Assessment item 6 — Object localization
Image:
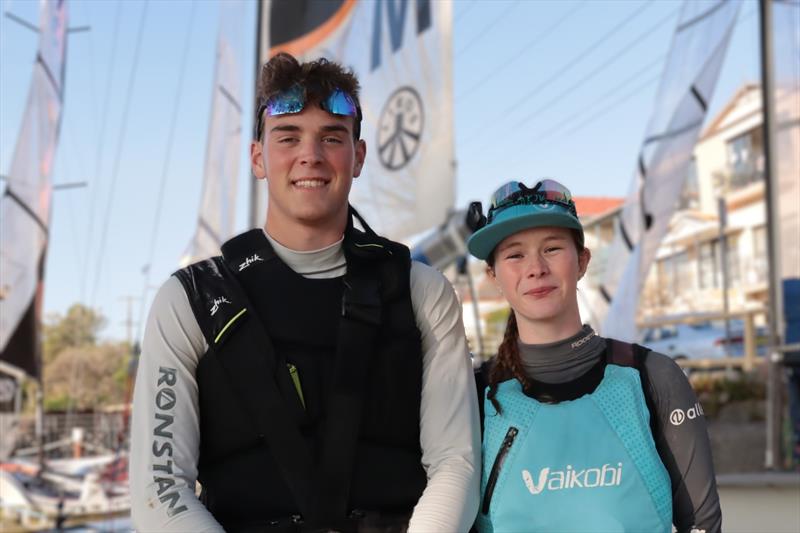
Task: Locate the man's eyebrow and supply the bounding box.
[269,124,300,134]
[321,124,350,134]
[269,124,350,134]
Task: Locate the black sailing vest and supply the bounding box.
[174,225,425,530]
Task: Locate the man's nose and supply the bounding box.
[299,140,323,165]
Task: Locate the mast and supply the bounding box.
[250,0,264,229]
[758,0,783,470]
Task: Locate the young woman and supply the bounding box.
[467,179,721,533]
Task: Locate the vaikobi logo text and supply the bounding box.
[522,462,623,495]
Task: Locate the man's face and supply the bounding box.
[251,102,366,236]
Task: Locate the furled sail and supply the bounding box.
[582,0,741,340]
[182,0,246,264]
[0,0,69,380]
[255,0,454,241]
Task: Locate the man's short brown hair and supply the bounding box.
[256,52,362,140]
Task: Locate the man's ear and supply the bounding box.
[353,139,366,178]
[251,140,266,179]
[578,248,592,279]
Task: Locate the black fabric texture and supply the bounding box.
[174,226,425,529]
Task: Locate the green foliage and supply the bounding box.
[44,343,129,411]
[43,304,106,365]
[39,303,130,412]
[485,307,511,327]
[692,372,766,419]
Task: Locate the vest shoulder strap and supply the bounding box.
[173,256,246,348]
[606,338,657,436]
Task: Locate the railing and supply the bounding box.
[638,308,767,371]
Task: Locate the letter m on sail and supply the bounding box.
[371,0,431,71]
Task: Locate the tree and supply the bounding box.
[44,343,128,411]
[43,304,107,365]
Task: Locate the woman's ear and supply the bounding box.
[578,248,592,279]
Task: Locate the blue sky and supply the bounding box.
[0,0,759,342]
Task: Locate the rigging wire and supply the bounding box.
[460,0,655,148]
[455,0,521,58]
[510,6,680,130]
[81,1,122,302]
[456,0,587,102]
[544,55,665,138]
[484,5,758,188]
[89,0,149,307]
[454,0,478,23]
[134,0,198,342]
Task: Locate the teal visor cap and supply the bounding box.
[466,181,584,260]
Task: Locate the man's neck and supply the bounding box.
[264,219,345,252]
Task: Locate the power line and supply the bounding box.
[544,56,665,138]
[511,6,679,130]
[456,0,587,102]
[461,0,655,148]
[454,0,478,23]
[89,0,149,307]
[455,0,521,58]
[136,0,198,342]
[81,1,122,301]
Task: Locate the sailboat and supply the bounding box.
[0,1,132,528]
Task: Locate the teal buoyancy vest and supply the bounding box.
[477,363,672,533]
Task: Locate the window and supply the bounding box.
[698,240,718,289]
[726,127,764,189]
[753,226,768,283]
[679,158,701,210]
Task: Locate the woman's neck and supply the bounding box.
[515,313,584,345]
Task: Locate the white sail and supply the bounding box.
[0,0,69,379]
[256,0,454,241]
[772,0,800,283]
[584,0,741,341]
[182,0,246,264]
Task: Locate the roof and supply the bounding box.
[699,83,760,141]
[573,196,625,218]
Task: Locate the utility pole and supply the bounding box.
[119,295,139,349]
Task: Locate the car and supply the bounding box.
[639,319,767,361]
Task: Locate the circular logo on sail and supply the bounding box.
[377,87,424,170]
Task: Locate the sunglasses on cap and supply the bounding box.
[487,179,577,224]
[255,84,362,140]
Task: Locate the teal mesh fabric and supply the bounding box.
[592,365,673,527]
[478,380,540,532]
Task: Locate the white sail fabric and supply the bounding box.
[772,0,800,282]
[0,0,69,379]
[182,0,246,265]
[583,0,741,341]
[257,0,454,241]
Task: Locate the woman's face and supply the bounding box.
[490,226,590,333]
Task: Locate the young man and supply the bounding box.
[130,53,480,532]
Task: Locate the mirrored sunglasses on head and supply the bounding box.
[255,84,361,139]
[487,179,577,223]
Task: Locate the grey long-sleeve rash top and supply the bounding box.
[129,233,481,532]
[518,325,722,533]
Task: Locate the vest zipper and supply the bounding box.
[482,426,519,515]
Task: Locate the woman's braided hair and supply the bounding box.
[486,312,531,414]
